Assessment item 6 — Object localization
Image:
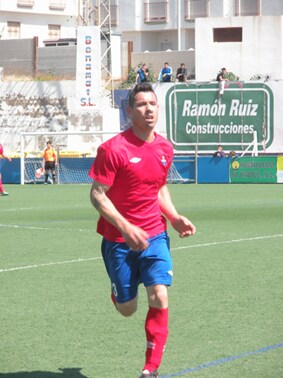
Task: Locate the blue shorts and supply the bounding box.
[101,231,172,303]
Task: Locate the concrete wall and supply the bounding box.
[0,38,36,76]
[0,81,73,153]
[37,45,77,78]
[0,39,77,78]
[195,16,283,81]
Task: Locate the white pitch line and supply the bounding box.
[171,233,283,251]
[0,206,44,212]
[1,233,282,274]
[0,224,92,232]
[0,204,90,213]
[0,256,102,273]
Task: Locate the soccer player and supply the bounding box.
[0,143,12,196]
[89,83,196,377]
[42,141,57,184]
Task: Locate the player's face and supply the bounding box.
[129,91,159,131]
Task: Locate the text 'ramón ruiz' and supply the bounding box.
[182,99,259,117]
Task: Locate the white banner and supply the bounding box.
[154,81,283,154]
[76,26,101,108]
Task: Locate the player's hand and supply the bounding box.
[122,224,149,252]
[171,215,196,238]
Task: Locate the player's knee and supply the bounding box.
[147,285,168,308]
[116,300,137,317]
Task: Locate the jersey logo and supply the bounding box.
[146,341,156,350]
[130,157,141,163]
[161,155,167,166]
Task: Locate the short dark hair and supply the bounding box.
[128,83,156,108]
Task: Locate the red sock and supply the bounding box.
[111,292,119,312]
[0,177,3,193]
[111,292,117,305]
[143,307,169,372]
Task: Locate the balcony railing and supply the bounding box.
[184,0,209,20]
[144,1,169,23]
[7,22,20,38]
[235,0,261,16]
[49,0,66,10]
[17,0,34,7]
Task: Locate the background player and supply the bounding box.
[89,83,196,377]
[0,143,12,196]
[42,141,57,184]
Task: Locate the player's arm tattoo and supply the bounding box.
[90,180,110,210]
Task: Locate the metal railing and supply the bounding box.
[144,1,169,23]
[17,0,34,7]
[184,0,209,20]
[235,0,261,16]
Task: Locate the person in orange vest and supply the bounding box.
[42,141,57,184]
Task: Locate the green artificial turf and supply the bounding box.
[0,184,282,378]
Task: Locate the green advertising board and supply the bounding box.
[229,156,277,183]
[165,83,274,152]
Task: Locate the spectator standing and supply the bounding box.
[216,67,228,94]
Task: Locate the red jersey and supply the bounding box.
[89,128,173,242]
[0,144,3,156]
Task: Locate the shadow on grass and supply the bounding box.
[0,368,88,378]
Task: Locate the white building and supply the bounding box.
[0,0,78,46]
[0,0,283,80]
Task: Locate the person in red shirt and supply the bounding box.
[42,141,57,184]
[0,143,12,196]
[89,83,196,378]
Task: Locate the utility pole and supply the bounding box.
[78,0,114,106]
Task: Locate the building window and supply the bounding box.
[185,0,209,20]
[7,22,20,38]
[235,0,261,16]
[144,1,169,23]
[44,38,77,47]
[214,27,243,42]
[49,0,66,10]
[17,0,34,7]
[48,24,61,40]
